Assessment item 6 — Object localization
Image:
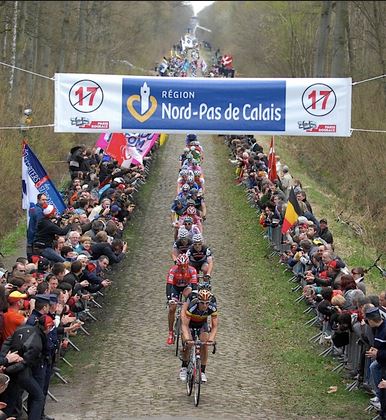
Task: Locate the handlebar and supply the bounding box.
[184,339,216,346]
[167,299,184,306]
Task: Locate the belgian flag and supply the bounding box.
[281,187,303,234]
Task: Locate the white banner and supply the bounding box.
[55,74,352,136]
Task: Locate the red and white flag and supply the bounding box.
[268,136,278,182]
[221,55,233,68]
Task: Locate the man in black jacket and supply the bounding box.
[33,205,74,263]
[1,318,49,420]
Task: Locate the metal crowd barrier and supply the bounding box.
[258,220,380,416]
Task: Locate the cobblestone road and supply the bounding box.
[46,135,288,419]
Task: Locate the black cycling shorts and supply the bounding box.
[170,284,192,299]
[189,323,209,337]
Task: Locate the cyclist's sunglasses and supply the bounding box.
[198,300,210,305]
[184,222,192,225]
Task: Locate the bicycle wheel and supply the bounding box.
[194,358,201,407]
[174,316,181,357]
[186,365,193,396]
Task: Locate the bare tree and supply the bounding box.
[331,1,348,77]
[314,1,332,77]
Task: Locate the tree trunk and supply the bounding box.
[331,1,347,77]
[76,1,87,71]
[371,2,386,106]
[58,2,71,72]
[314,1,332,77]
[8,1,18,100]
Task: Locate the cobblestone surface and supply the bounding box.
[46,135,290,420]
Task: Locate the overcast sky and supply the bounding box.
[190,1,214,16]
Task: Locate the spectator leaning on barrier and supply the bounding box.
[365,307,386,419]
[318,218,334,244]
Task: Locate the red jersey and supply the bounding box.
[167,265,198,288]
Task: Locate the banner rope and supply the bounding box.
[351,128,386,134]
[0,60,54,80]
[0,124,54,130]
[352,74,386,86]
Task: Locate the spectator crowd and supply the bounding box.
[0,137,160,419]
[226,134,386,419]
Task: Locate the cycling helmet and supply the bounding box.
[182,183,190,191]
[178,228,189,239]
[186,153,193,161]
[187,175,194,183]
[190,146,196,152]
[192,233,203,243]
[187,206,196,215]
[190,188,198,195]
[198,289,212,302]
[180,169,188,177]
[183,147,190,153]
[184,216,193,224]
[199,282,212,291]
[176,254,189,266]
[193,170,201,177]
[186,134,197,142]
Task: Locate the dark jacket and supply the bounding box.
[34,218,72,248]
[27,204,45,245]
[91,242,125,264]
[318,227,334,244]
[1,324,46,372]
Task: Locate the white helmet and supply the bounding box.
[192,233,203,243]
[178,228,189,239]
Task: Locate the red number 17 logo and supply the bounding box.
[302,84,337,117]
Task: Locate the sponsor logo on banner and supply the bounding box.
[306,124,337,133]
[121,78,286,132]
[70,117,109,129]
[126,82,158,123]
[298,121,317,130]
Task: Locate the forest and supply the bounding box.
[0,1,384,252]
[199,0,385,252]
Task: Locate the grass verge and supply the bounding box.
[257,136,385,293]
[214,137,370,419]
[1,221,26,256]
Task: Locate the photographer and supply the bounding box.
[88,198,111,222]
[33,206,77,263]
[91,232,127,265]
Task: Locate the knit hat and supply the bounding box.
[43,205,56,217]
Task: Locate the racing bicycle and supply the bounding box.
[171,295,185,357]
[185,332,215,407]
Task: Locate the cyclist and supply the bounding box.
[177,216,201,241]
[179,288,218,383]
[186,175,200,191]
[193,170,205,194]
[187,233,213,280]
[172,229,193,262]
[189,145,201,163]
[185,133,197,146]
[179,205,203,233]
[177,184,191,201]
[188,188,207,220]
[176,169,191,194]
[179,148,191,168]
[166,254,198,345]
[171,198,187,239]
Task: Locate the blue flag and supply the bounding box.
[22,141,66,223]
